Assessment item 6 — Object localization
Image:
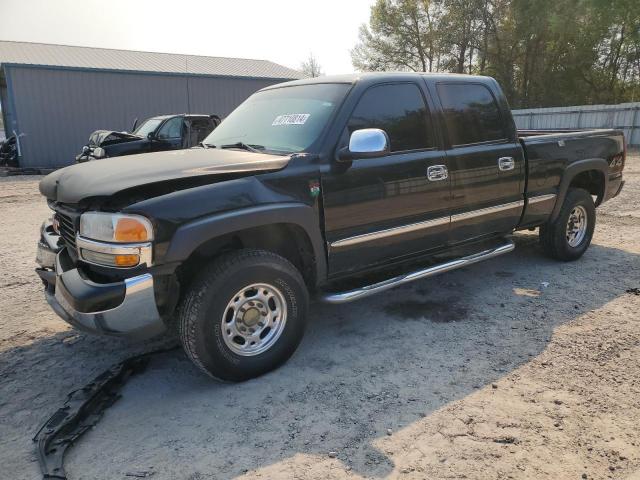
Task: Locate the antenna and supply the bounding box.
[185,55,191,114]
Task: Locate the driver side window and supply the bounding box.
[157,117,184,140]
[347,83,433,152]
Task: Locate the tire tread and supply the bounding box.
[177,249,306,380]
[539,188,595,261]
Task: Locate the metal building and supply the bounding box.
[512,102,640,147]
[0,41,302,169]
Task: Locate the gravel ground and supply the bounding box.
[1,156,639,480]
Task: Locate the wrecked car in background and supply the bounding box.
[0,135,19,167]
[75,114,221,162]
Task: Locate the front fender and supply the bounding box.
[550,158,608,222]
[163,203,327,283]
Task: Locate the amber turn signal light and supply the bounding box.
[114,218,151,242]
[114,254,141,267]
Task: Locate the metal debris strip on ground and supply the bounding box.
[33,347,178,480]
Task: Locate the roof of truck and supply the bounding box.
[261,72,495,90]
[149,114,218,120]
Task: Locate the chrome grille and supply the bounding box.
[55,211,78,250]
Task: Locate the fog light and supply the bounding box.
[81,249,140,267]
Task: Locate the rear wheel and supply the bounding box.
[178,249,308,381]
[539,188,595,261]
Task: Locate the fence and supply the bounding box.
[512,102,640,146]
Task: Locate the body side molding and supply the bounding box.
[330,200,525,249]
[330,216,449,249]
[527,193,557,204]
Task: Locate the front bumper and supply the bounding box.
[36,221,165,339]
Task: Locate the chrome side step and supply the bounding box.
[320,239,515,304]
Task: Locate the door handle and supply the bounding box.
[427,165,448,181]
[498,157,515,171]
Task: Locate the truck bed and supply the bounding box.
[516,127,625,228]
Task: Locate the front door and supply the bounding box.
[432,81,524,243]
[322,82,450,276]
[153,116,185,151]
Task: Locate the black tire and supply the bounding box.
[178,249,308,381]
[539,188,595,261]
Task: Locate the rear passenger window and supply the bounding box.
[348,83,432,152]
[188,118,216,143]
[436,83,505,146]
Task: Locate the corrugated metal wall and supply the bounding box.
[4,65,283,168]
[512,102,640,146]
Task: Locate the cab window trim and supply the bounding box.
[451,138,511,149]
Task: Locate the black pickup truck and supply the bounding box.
[36,73,625,381]
[75,114,221,162]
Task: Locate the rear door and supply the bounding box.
[322,82,450,276]
[431,81,524,243]
[184,117,215,147]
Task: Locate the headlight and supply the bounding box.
[92,147,106,158]
[77,213,153,268]
[80,212,153,243]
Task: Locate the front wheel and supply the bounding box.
[539,188,595,261]
[178,249,309,381]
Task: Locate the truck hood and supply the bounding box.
[40,148,290,204]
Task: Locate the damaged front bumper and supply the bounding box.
[35,221,166,339]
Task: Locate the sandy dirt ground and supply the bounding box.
[1,156,639,480]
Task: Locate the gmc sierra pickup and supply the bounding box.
[36,73,626,381]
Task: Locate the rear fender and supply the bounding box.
[550,158,608,223]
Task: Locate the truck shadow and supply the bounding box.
[2,233,639,479]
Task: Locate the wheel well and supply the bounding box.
[569,170,605,205]
[177,223,317,291]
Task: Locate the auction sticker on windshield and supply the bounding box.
[272,114,310,126]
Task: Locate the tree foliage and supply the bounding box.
[352,0,640,107]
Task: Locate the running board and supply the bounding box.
[320,239,515,304]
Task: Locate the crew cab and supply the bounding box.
[36,73,626,381]
[75,114,221,162]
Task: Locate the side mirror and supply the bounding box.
[338,128,390,161]
[147,132,155,141]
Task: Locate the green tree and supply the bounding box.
[352,0,444,72]
[352,0,640,107]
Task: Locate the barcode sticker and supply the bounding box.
[272,114,310,126]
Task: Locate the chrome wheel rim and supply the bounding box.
[566,205,588,247]
[221,283,288,356]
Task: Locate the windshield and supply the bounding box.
[134,118,163,137]
[203,83,350,153]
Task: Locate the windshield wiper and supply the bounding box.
[220,142,264,153]
[200,142,217,149]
